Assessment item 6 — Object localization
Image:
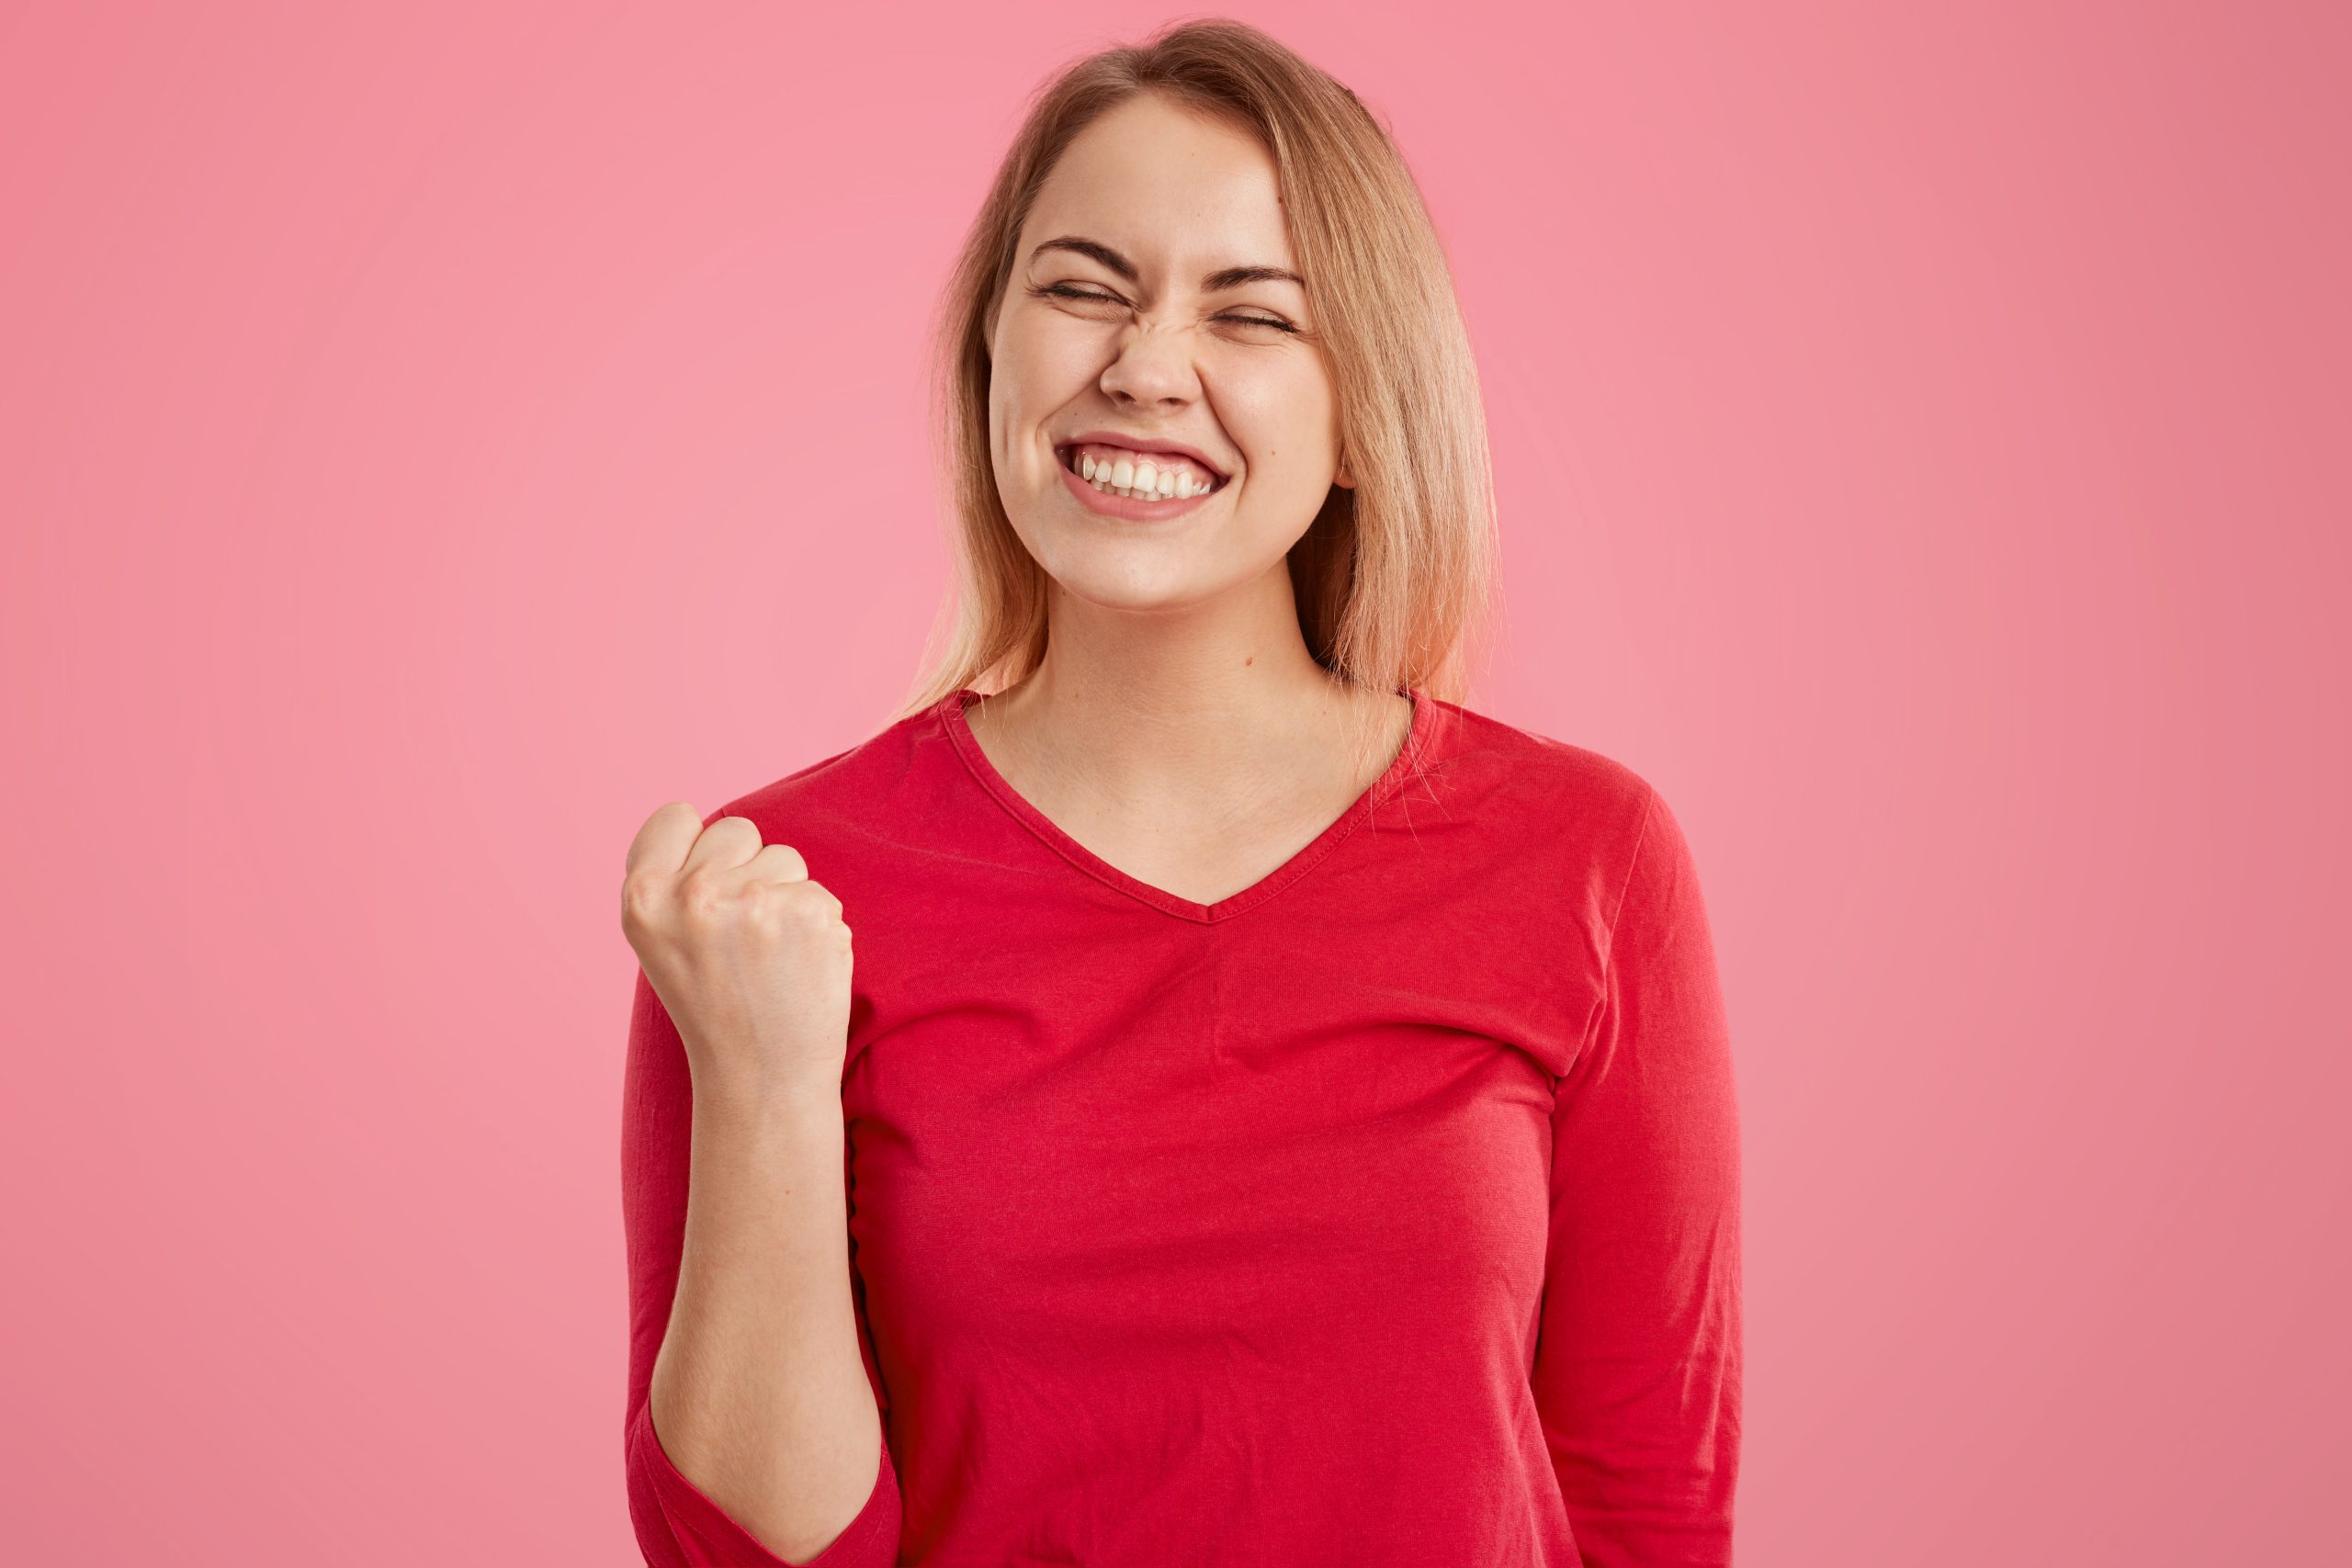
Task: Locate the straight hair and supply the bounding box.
[890,17,1498,779]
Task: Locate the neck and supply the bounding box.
[968,578,1403,816]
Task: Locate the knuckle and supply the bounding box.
[738,880,790,925]
[675,871,729,921]
[783,884,836,927]
[619,870,667,921]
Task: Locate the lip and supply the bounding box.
[1057,450,1222,522]
[1058,430,1230,480]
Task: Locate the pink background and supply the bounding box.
[4,4,2345,1562]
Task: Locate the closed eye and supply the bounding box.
[1030,283,1299,335]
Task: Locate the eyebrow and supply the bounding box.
[1028,235,1305,292]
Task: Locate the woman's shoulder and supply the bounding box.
[1415,693,1661,838]
[702,695,959,846]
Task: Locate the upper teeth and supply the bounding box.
[1069,442,1220,499]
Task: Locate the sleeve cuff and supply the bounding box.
[630,1399,901,1566]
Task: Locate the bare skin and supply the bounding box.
[973,88,1414,899]
[962,672,1411,909]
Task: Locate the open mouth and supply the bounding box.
[1057,444,1230,500]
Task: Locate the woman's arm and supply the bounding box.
[622,968,901,1567]
[1533,784,1745,1567]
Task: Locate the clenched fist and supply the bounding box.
[620,803,854,1102]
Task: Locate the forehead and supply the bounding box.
[1023,95,1295,270]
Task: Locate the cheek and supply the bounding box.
[1004,310,1096,374]
[1229,369,1340,474]
[992,335,1092,449]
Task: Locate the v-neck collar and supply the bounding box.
[938,684,1433,925]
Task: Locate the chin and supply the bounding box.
[1034,549,1215,612]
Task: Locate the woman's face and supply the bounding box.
[986,92,1351,615]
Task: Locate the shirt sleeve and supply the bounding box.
[622,965,905,1566]
[1533,784,1745,1566]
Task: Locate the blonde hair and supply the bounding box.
[889,17,1498,772]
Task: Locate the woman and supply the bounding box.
[620,19,1741,1567]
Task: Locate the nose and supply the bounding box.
[1097,324,1199,411]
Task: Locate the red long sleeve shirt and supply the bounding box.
[622,686,1743,1566]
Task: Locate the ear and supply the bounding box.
[1334,450,1356,490]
